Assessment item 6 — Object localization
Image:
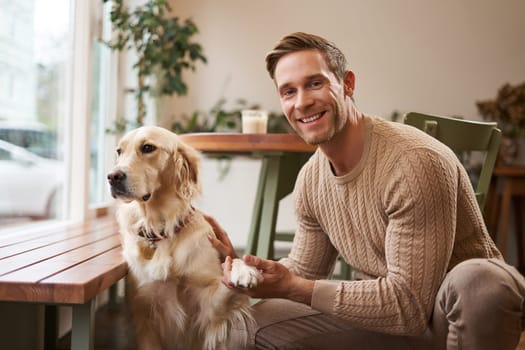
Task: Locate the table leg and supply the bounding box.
[245,159,269,255]
[485,176,499,237]
[255,153,311,259]
[498,180,513,258]
[256,156,282,259]
[71,299,95,350]
[490,194,503,242]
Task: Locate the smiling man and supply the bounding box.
[207,32,525,349]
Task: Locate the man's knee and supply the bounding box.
[435,257,525,344]
[440,258,525,312]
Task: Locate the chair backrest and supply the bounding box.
[403,112,501,211]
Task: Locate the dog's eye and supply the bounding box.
[116,148,122,156]
[141,144,156,154]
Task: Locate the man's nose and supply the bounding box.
[295,90,314,110]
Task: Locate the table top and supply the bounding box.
[178,133,317,153]
[0,217,127,304]
[493,165,525,177]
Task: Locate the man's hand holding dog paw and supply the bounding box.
[230,258,263,288]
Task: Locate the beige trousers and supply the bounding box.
[229,258,525,350]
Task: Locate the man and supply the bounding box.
[207,32,525,349]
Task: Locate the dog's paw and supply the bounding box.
[230,258,263,289]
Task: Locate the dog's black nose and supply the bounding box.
[107,170,126,185]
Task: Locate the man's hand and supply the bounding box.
[222,254,315,305]
[204,214,238,260]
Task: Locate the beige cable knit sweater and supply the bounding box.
[280,115,502,336]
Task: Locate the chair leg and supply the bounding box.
[339,259,352,280]
[514,198,525,273]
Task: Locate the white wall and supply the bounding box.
[161,0,525,249]
[194,157,263,249]
[162,0,525,123]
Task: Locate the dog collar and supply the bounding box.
[138,207,195,242]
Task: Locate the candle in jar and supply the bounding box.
[241,110,268,134]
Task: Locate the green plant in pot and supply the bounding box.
[102,0,206,131]
[477,81,525,165]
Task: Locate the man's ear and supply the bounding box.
[343,70,355,97]
[173,139,201,199]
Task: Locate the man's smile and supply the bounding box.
[299,111,325,123]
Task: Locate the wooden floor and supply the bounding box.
[57,300,525,350]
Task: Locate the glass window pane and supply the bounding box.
[0,0,71,228]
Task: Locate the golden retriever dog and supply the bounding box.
[107,126,261,350]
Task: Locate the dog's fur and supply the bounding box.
[107,126,261,350]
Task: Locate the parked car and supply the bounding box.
[0,139,63,218]
[0,120,58,159]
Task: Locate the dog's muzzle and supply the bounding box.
[107,170,129,198]
[107,170,151,201]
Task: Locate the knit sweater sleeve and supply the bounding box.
[311,147,459,335]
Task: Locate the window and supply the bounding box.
[0,0,115,229]
[0,0,70,226]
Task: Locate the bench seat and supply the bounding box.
[0,216,127,350]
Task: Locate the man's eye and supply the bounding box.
[282,89,295,97]
[141,144,156,153]
[309,81,322,88]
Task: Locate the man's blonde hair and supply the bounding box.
[265,32,348,81]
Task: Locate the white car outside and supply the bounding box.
[0,139,63,218]
[0,120,57,159]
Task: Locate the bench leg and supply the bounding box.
[44,305,58,350]
[108,282,119,308]
[71,299,95,350]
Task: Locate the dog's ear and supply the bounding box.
[173,139,201,200]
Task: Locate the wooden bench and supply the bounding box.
[0,216,127,350]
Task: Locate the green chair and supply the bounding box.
[403,112,502,212]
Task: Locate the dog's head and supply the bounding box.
[107,126,201,204]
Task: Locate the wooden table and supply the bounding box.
[0,216,127,350]
[486,165,525,271]
[179,133,316,259]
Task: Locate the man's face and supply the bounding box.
[274,50,348,145]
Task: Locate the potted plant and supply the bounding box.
[477,82,525,138]
[102,0,206,130]
[477,82,525,165]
